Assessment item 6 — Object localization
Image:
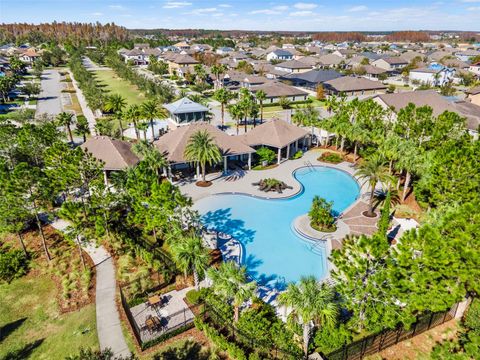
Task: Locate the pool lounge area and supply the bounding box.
[194,164,361,290]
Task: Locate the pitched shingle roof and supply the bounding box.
[242,118,309,148]
[250,82,308,98]
[153,123,255,163]
[282,69,343,83]
[275,59,312,70]
[80,136,140,171]
[163,97,209,114]
[324,76,387,92]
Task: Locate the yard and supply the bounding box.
[92,70,146,105]
[0,275,98,359]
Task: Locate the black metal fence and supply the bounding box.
[325,302,460,360]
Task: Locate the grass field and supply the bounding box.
[0,274,98,359]
[93,70,146,105]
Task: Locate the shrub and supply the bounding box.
[152,339,206,360]
[278,96,292,109]
[309,196,336,232]
[313,324,353,354]
[186,289,201,305]
[0,249,28,283]
[319,152,343,164]
[256,147,276,165]
[292,150,303,159]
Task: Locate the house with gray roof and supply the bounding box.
[266,49,294,62]
[280,69,343,90]
[163,97,209,126]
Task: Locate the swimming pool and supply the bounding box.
[194,166,360,289]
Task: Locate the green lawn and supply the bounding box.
[0,274,98,359]
[92,70,147,105]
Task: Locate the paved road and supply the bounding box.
[50,219,131,358]
[36,69,63,117]
[82,56,110,71]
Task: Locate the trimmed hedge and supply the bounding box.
[141,322,195,350]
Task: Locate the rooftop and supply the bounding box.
[80,136,140,171]
[163,97,209,115]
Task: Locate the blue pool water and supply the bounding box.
[194,166,360,289]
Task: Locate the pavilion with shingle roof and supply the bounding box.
[163,97,209,126]
[242,118,310,164]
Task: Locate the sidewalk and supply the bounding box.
[50,219,130,358]
[68,70,97,136]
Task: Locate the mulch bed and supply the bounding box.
[2,225,96,313]
[196,181,212,187]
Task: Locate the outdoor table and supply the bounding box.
[148,295,161,307]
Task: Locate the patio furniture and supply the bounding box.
[148,295,162,308]
[145,315,161,333]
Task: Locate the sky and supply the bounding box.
[1,0,480,31]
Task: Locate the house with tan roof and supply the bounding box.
[249,82,309,103]
[19,48,41,64]
[371,57,408,72]
[274,59,312,74]
[166,54,199,74]
[466,86,480,107]
[242,119,310,164]
[153,122,256,176]
[81,136,140,184]
[316,54,344,69]
[323,76,387,96]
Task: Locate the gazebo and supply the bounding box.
[153,122,256,178]
[80,136,140,184]
[242,119,310,164]
[163,97,209,126]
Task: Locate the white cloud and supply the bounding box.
[250,5,288,15]
[460,0,480,2]
[163,1,192,8]
[290,10,314,16]
[293,2,317,10]
[108,4,126,10]
[186,7,219,15]
[467,6,480,10]
[218,4,232,7]
[348,5,368,12]
[92,12,103,16]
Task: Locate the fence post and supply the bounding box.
[427,313,434,330]
[411,321,418,338]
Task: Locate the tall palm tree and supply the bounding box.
[255,89,267,126]
[213,88,232,129]
[137,121,150,142]
[124,104,142,140]
[56,112,75,143]
[142,99,166,141]
[104,94,127,139]
[395,141,421,202]
[355,153,390,217]
[171,235,210,290]
[184,130,222,183]
[132,142,167,182]
[228,103,244,135]
[207,261,256,322]
[210,64,226,89]
[278,276,338,358]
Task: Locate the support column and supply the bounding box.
[168,165,172,180]
[295,139,299,152]
[103,170,108,186]
[196,164,200,179]
[286,143,290,159]
[277,147,281,164]
[223,156,228,174]
[248,153,252,170]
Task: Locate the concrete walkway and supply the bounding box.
[50,219,130,357]
[68,69,97,136]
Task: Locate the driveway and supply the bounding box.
[36,69,63,117]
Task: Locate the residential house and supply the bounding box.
[274,59,312,74]
[19,48,41,64]
[356,65,388,80]
[316,54,344,69]
[163,97,209,126]
[332,49,356,59]
[468,62,480,76]
[455,50,480,62]
[165,54,199,74]
[216,47,234,55]
[323,76,387,96]
[249,82,309,103]
[409,66,455,86]
[280,69,343,90]
[466,86,480,106]
[173,42,190,51]
[371,57,408,72]
[266,49,294,62]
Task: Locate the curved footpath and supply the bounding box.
[50,219,130,358]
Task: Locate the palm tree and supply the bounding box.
[142,99,166,141]
[104,94,127,139]
[184,130,222,183]
[211,64,226,89]
[355,154,390,217]
[395,141,421,202]
[137,121,149,142]
[278,276,338,357]
[207,261,256,322]
[171,235,210,290]
[213,88,232,129]
[255,90,267,126]
[292,104,319,137]
[228,103,244,135]
[124,104,142,140]
[132,142,167,182]
[56,112,75,143]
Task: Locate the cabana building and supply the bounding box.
[163,97,209,126]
